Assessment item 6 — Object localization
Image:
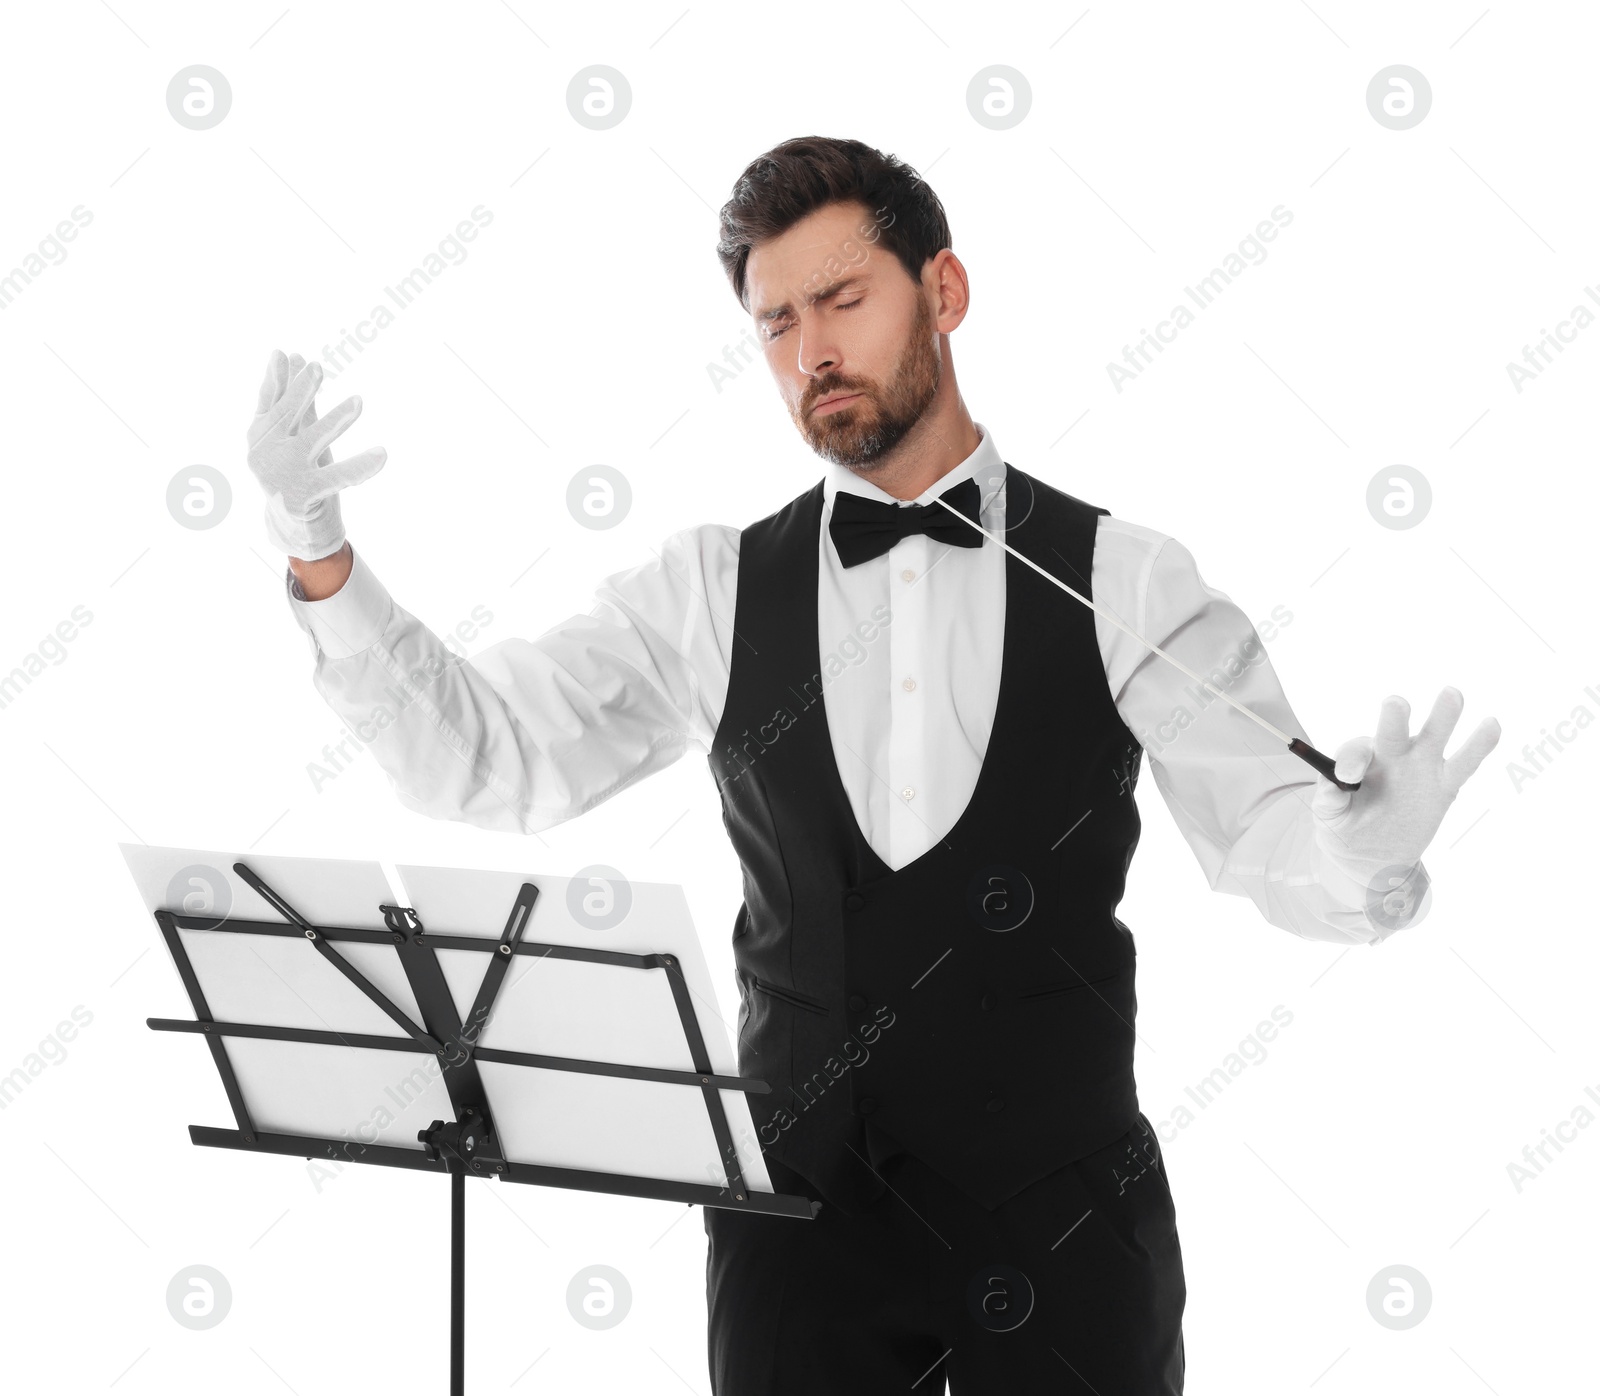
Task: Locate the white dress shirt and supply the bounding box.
[283,422,1424,946]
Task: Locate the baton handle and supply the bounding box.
[1288,738,1361,791]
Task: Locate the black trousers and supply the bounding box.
[704,1112,1185,1394]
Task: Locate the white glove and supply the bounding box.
[1310,687,1500,931]
[246,348,387,560]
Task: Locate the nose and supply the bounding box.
[795,316,841,382]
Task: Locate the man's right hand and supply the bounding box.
[247,348,387,564]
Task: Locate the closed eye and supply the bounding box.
[763,297,865,342]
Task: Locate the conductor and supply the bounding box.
[246,136,1500,1394]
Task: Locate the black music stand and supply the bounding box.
[134,853,816,1394]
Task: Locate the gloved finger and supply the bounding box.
[1414,686,1464,757]
[301,394,363,462]
[1310,783,1354,828]
[1333,734,1374,784]
[253,349,288,418]
[1309,780,1356,835]
[285,354,334,466]
[309,445,388,497]
[275,360,324,433]
[1372,694,1412,760]
[1309,735,1369,824]
[288,353,312,421]
[286,356,313,423]
[1441,715,1502,798]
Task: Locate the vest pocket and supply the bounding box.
[1018,967,1125,1000]
[751,976,828,1015]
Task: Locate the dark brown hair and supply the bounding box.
[715,136,953,312]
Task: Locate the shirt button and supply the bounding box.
[986,1096,1005,1113]
[900,568,916,582]
[847,994,867,1012]
[900,787,915,801]
[901,676,916,692]
[858,1096,878,1115]
[844,892,865,912]
[980,992,997,1011]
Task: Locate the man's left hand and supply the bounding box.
[1310,687,1501,877]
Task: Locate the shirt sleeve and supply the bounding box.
[1096,523,1431,947]
[282,528,738,834]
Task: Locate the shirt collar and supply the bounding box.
[822,421,1004,511]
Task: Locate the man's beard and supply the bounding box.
[793,293,941,470]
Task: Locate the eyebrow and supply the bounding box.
[756,275,869,325]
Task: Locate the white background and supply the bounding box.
[0,1,1593,1391]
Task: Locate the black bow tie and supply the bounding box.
[829,476,985,568]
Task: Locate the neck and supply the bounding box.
[842,384,981,501]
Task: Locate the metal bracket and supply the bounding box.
[419,1106,505,1174]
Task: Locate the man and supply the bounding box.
[247,135,1499,1394]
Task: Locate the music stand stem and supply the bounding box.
[452,1166,465,1396]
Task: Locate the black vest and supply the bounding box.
[708,464,1145,1214]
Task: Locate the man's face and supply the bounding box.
[745,200,941,472]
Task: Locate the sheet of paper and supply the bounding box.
[121,845,444,1151]
[121,845,772,1193]
[396,862,772,1193]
